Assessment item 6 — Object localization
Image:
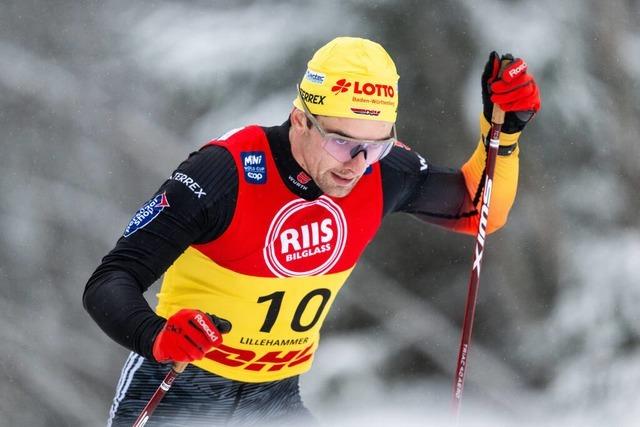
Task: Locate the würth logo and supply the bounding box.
[297,171,311,184]
[331,79,351,94]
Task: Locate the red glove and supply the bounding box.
[482,51,541,133]
[152,309,232,363]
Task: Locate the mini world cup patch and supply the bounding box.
[124,192,170,237]
[241,151,267,184]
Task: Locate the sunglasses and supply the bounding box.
[297,85,397,165]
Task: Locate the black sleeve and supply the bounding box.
[82,145,238,360]
[380,144,478,228]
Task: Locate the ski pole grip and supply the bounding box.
[490,59,512,125]
[173,362,189,374]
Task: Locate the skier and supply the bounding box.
[83,36,540,426]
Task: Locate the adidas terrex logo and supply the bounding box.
[331,79,395,97]
[299,87,326,105]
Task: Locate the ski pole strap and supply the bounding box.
[483,136,518,156]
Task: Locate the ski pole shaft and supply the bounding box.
[451,59,510,420]
[132,361,188,427]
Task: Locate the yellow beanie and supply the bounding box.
[293,37,399,123]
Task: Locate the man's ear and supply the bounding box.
[290,108,307,130]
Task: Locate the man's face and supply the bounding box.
[291,110,394,198]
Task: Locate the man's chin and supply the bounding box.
[321,182,356,198]
[324,188,352,198]
[317,173,361,198]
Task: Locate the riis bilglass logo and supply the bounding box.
[263,196,347,277]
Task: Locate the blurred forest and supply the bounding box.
[1,0,639,425]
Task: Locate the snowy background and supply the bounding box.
[1,0,639,425]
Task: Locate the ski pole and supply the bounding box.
[451,59,510,420]
[132,361,188,427]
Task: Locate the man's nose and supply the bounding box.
[346,149,368,171]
